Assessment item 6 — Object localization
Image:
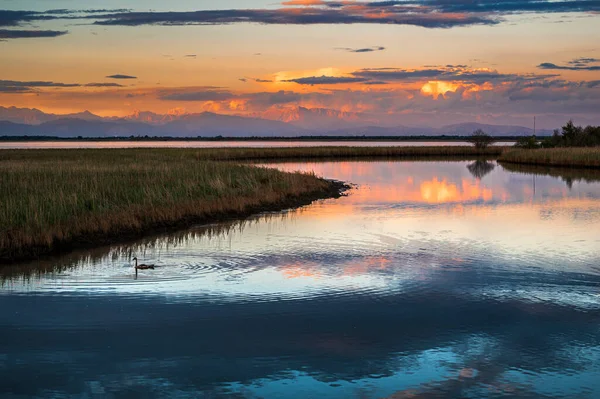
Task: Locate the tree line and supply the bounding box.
[467,121,600,149]
[515,120,600,149]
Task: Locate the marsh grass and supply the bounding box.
[499,148,600,168]
[0,145,506,262]
[191,146,505,161]
[0,149,338,262]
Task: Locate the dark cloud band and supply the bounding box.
[0,29,67,39]
[538,60,600,71]
[285,76,370,85]
[0,79,124,93]
[160,90,234,102]
[0,9,129,27]
[106,75,137,79]
[2,1,599,36]
[337,46,386,53]
[85,83,124,87]
[89,9,495,29]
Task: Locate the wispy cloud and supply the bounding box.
[284,76,370,85]
[336,46,386,53]
[84,83,124,87]
[0,9,129,27]
[568,57,600,65]
[106,74,137,79]
[352,66,557,84]
[239,77,274,83]
[538,57,600,71]
[0,29,67,39]
[157,88,301,107]
[0,79,80,93]
[0,9,125,39]
[159,89,234,102]
[0,79,124,92]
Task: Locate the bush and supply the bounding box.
[467,129,496,149]
[515,135,540,149]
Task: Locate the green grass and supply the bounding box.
[0,149,340,262]
[499,148,600,168]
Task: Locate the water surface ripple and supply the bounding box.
[1,160,600,398]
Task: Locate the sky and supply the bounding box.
[1,0,599,128]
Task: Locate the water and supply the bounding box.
[0,141,514,149]
[1,160,600,398]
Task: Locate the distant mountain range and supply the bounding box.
[0,106,553,138]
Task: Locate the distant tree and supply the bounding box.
[467,129,496,149]
[543,120,600,147]
[515,135,540,149]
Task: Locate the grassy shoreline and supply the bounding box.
[0,149,349,264]
[2,145,599,263]
[4,145,502,264]
[191,146,506,161]
[3,146,505,162]
[499,148,600,169]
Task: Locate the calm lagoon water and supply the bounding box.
[0,140,514,149]
[1,160,600,398]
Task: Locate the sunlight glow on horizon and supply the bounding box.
[0,1,599,128]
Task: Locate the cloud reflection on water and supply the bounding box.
[1,160,600,398]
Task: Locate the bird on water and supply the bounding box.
[133,257,155,270]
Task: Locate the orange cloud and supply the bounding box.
[281,0,326,5]
[421,81,460,97]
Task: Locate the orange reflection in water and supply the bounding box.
[271,162,498,205]
[347,177,496,205]
[281,256,397,279]
[281,261,323,280]
[269,161,600,233]
[421,178,493,203]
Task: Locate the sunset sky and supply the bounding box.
[1,0,599,128]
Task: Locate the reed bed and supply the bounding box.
[0,145,503,262]
[1,146,504,164]
[192,146,505,161]
[499,148,600,169]
[0,149,339,262]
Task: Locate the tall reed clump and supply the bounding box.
[0,149,337,262]
[499,148,600,169]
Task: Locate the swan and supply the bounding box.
[133,257,155,270]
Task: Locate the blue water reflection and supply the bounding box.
[1,161,599,398]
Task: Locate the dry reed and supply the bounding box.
[0,149,338,262]
[499,148,600,169]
